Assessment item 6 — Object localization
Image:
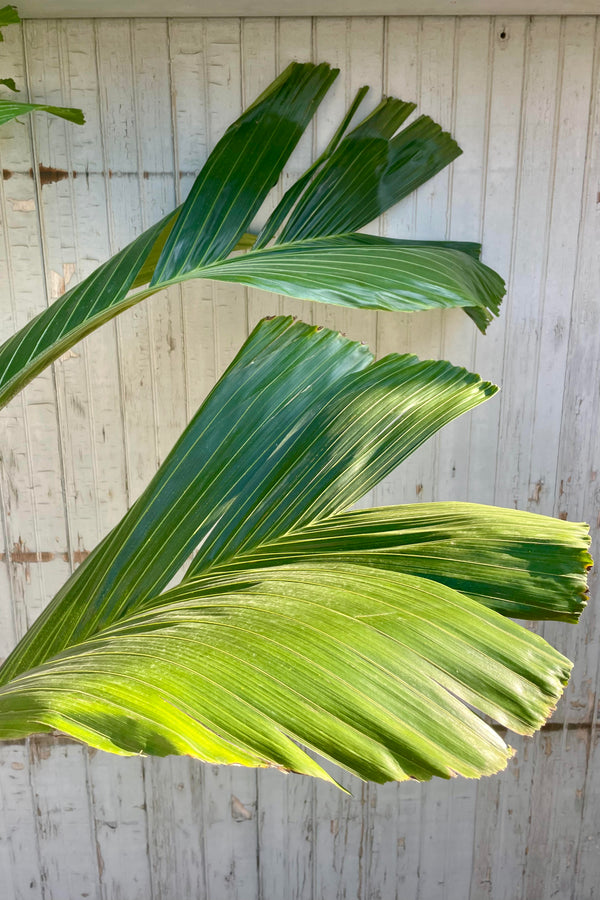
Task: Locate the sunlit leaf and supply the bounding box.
[0,318,589,785]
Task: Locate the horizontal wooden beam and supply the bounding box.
[17,1,600,18]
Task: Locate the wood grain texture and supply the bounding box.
[0,15,599,900]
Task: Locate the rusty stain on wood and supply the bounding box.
[0,546,90,564]
[3,166,198,180]
[5,544,55,563]
[30,164,76,186]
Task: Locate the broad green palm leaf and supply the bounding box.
[0,318,590,784]
[0,5,85,126]
[0,61,504,410]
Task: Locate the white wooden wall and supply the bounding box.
[0,15,598,900]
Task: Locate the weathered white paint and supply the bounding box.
[0,15,599,899]
[17,1,600,18]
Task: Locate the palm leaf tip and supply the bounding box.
[150,61,339,283]
[256,503,591,625]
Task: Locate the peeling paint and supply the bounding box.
[231,795,252,822]
[49,263,76,300]
[7,197,36,212]
[528,479,544,503]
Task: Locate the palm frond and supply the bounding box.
[0,62,504,410]
[0,318,589,785]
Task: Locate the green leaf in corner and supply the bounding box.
[0,4,19,37]
[0,6,84,123]
[0,98,85,126]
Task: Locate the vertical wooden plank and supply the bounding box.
[0,23,27,670]
[525,17,596,522]
[493,16,562,512]
[138,24,214,891]
[29,739,99,900]
[376,16,420,509]
[347,14,386,241]
[377,13,420,361]
[145,756,207,900]
[437,17,491,503]
[57,19,129,542]
[313,771,368,900]
[411,15,456,362]
[277,17,316,326]
[575,726,600,899]
[415,778,477,900]
[95,18,155,504]
[168,18,216,417]
[367,780,422,900]
[524,727,590,900]
[468,17,527,507]
[311,13,350,345]
[87,752,152,900]
[0,742,42,900]
[240,22,296,894]
[469,734,537,900]
[204,19,248,378]
[308,28,380,895]
[242,17,279,331]
[442,779,478,896]
[203,764,259,900]
[345,17,385,513]
[386,17,456,509]
[257,769,317,900]
[132,19,187,465]
[546,17,600,727]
